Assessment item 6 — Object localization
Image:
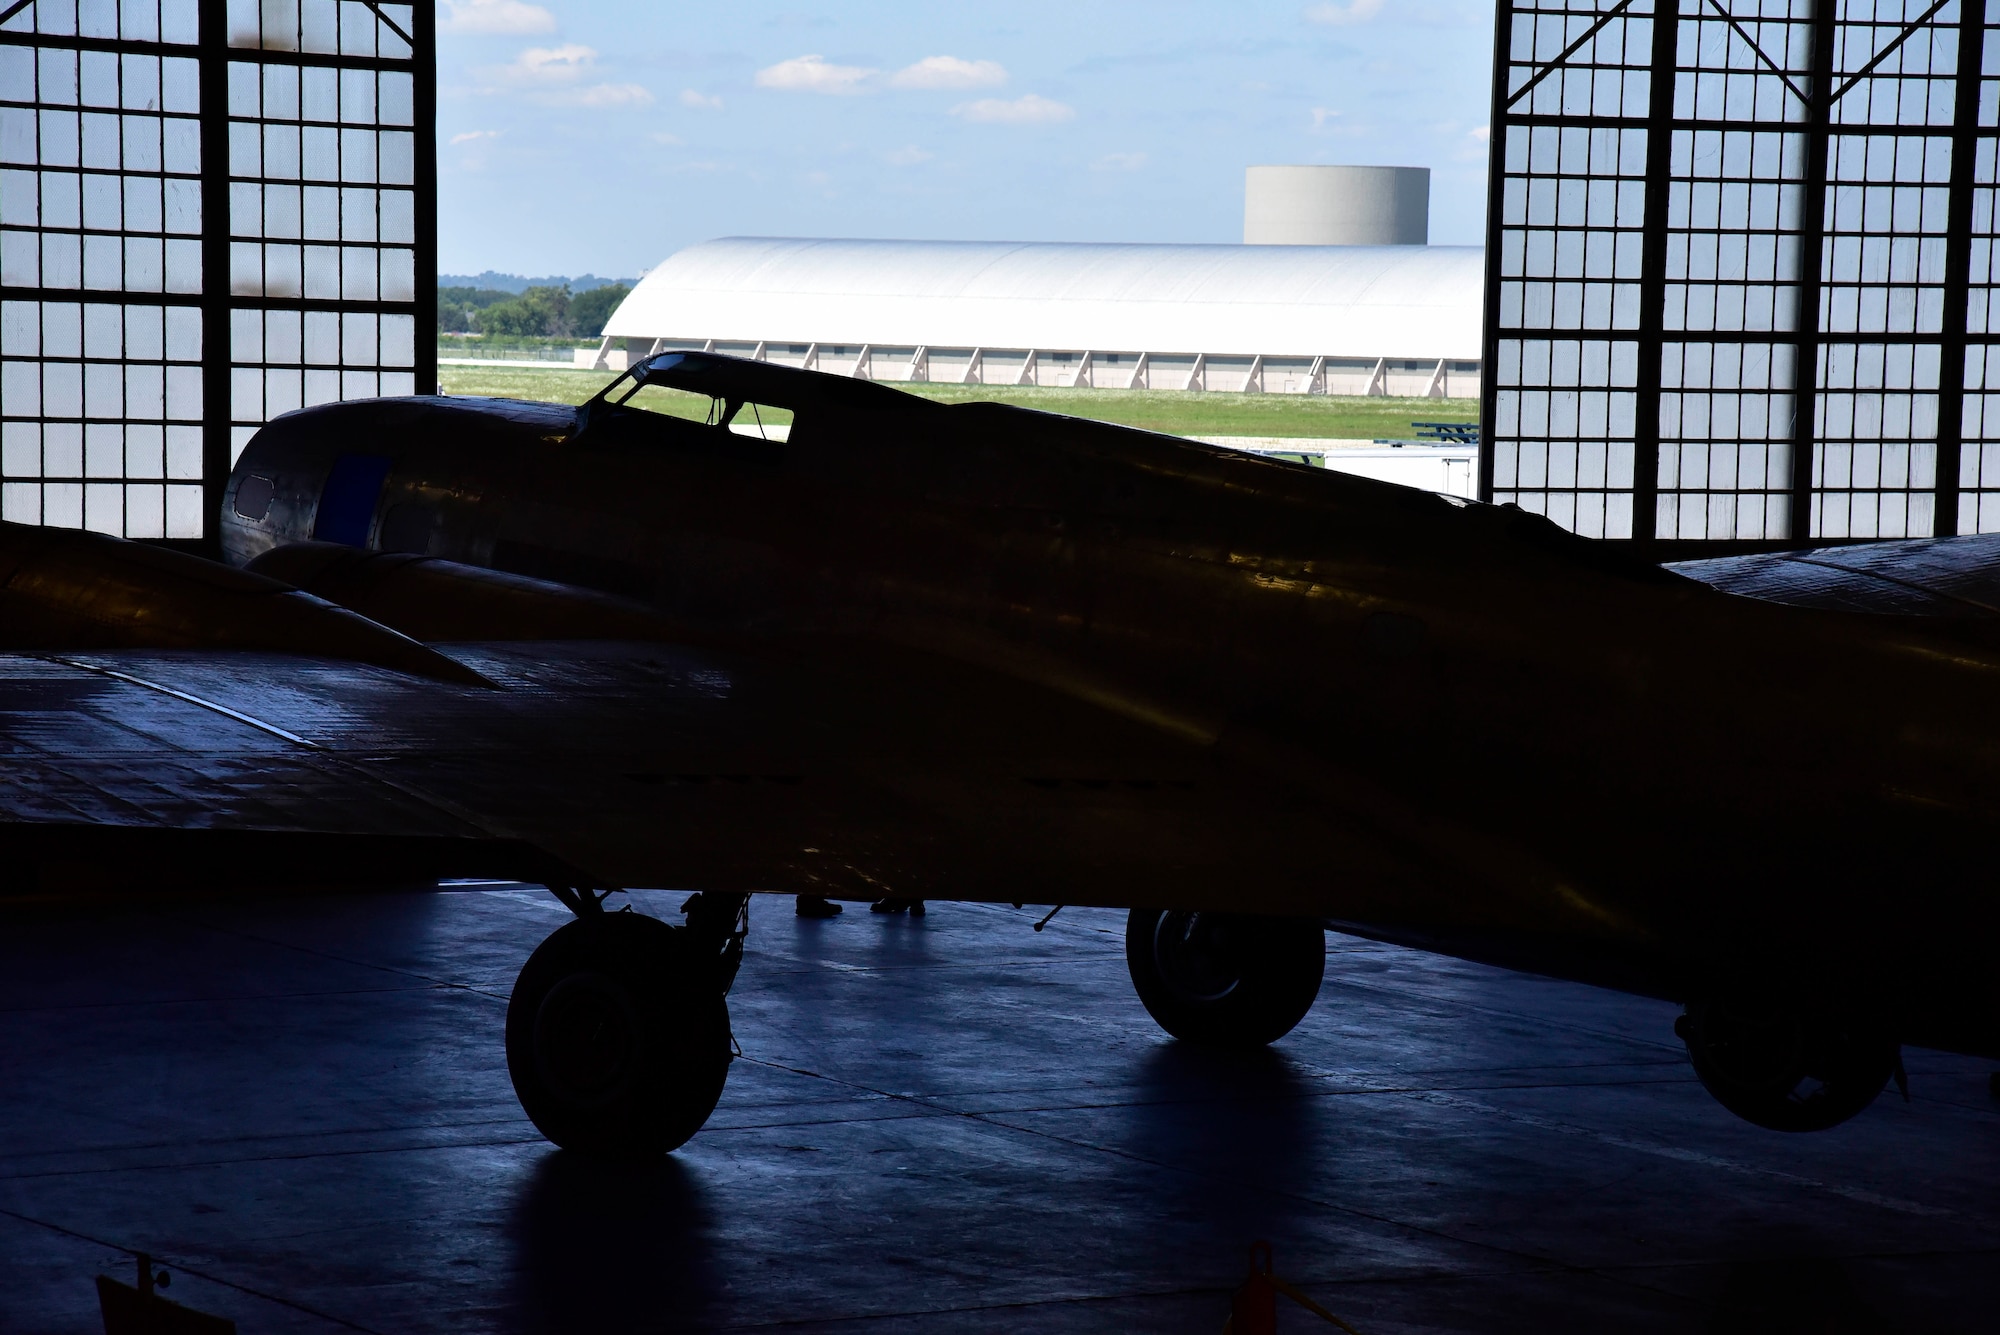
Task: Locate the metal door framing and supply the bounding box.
[1481,0,2000,549]
[1,0,434,550]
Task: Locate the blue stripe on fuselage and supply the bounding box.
[313,454,393,547]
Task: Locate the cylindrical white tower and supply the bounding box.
[1243,165,1430,246]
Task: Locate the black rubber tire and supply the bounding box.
[505,913,732,1157]
[1125,908,1325,1047]
[1676,999,1895,1132]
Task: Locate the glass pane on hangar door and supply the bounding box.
[1,0,434,547]
[1479,0,2000,549]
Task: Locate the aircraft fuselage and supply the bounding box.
[221,374,2000,1058]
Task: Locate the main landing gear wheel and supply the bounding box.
[1676,998,1897,1132]
[1125,908,1326,1047]
[506,912,733,1157]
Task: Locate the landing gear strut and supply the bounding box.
[1125,908,1325,1047]
[505,890,746,1156]
[1676,997,1898,1132]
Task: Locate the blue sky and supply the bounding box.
[436,1,1499,278]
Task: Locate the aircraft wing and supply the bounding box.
[0,518,1558,961]
[1670,532,2000,617]
[0,635,1424,916]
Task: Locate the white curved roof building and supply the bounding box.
[599,237,1484,399]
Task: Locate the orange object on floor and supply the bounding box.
[1230,1241,1278,1335]
[1223,1241,1368,1335]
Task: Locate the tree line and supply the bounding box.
[438,284,629,339]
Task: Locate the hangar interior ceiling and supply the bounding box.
[1480,0,2000,546]
[0,0,434,547]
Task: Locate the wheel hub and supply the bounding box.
[1152,911,1243,1003]
[534,970,641,1108]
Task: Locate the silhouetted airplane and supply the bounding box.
[2,351,1995,1152]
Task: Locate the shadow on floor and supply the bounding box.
[507,1150,722,1332]
[1707,1257,1894,1335]
[1118,1041,1329,1208]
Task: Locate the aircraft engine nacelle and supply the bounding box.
[220,396,576,571]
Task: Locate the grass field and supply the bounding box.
[436,363,1475,440]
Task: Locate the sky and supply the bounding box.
[435,1,1500,278]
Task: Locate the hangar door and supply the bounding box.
[1,0,434,548]
[1480,0,2000,548]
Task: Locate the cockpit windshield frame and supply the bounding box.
[571,350,924,443]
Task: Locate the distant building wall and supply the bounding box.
[636,340,1480,400]
[600,237,1482,400]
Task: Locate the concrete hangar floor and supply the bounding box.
[0,888,1994,1334]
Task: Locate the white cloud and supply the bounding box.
[1305,0,1384,25]
[560,83,653,108]
[889,56,1007,90]
[1310,106,1340,129]
[440,0,555,35]
[885,145,934,166]
[1468,124,1490,142]
[484,45,654,108]
[1093,151,1148,172]
[449,129,501,145]
[680,89,723,109]
[651,131,684,145]
[951,93,1074,125]
[497,44,593,82]
[755,54,875,95]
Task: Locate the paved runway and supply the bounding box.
[0,886,1994,1333]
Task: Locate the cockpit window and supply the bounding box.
[616,382,724,422]
[574,349,915,447]
[612,382,795,438]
